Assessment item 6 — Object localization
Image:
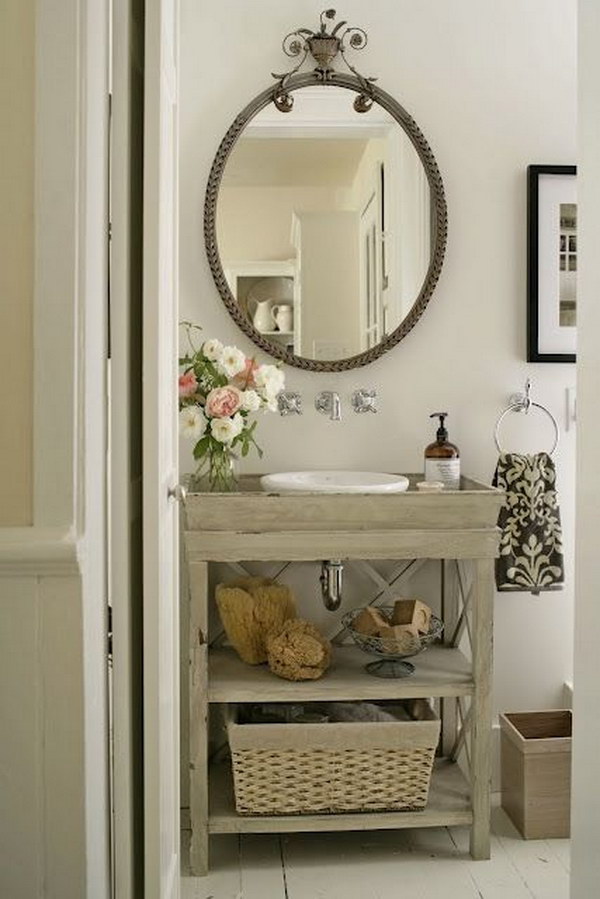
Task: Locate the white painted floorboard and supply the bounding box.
[181,803,570,899]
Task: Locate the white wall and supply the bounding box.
[179,0,577,716]
[571,1,600,894]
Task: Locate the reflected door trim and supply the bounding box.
[204,71,447,372]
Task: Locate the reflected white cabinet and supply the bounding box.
[291,211,361,360]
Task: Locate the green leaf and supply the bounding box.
[193,435,210,460]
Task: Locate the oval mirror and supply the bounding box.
[205,73,447,371]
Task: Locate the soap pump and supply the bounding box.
[424,412,461,490]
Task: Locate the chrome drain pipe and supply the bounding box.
[320,560,343,611]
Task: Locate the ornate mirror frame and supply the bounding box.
[204,10,448,372]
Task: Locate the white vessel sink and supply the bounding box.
[260,470,410,495]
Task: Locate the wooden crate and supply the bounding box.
[500,710,572,839]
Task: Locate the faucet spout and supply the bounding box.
[331,392,341,421]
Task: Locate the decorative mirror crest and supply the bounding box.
[273,8,376,113]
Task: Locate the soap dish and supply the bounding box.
[342,607,444,678]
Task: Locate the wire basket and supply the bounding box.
[342,607,444,679]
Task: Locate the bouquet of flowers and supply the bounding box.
[178,322,285,491]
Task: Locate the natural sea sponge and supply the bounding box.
[266,618,331,681]
[215,577,296,665]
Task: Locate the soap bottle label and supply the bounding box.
[425,459,461,490]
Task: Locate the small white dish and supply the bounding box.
[416,480,445,492]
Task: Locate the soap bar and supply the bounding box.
[352,606,390,636]
[391,599,432,634]
[378,624,422,655]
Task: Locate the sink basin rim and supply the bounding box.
[260,470,410,495]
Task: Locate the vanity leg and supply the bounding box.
[440,559,458,757]
[189,561,209,876]
[470,558,493,860]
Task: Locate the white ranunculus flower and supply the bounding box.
[255,364,285,397]
[179,405,206,440]
[218,345,246,378]
[240,389,262,412]
[231,412,244,435]
[202,338,224,363]
[264,395,278,413]
[211,412,244,444]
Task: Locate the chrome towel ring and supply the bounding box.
[494,379,560,456]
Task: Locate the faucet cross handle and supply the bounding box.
[315,390,342,421]
[277,391,303,416]
[351,389,377,414]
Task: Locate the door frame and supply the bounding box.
[29,0,112,895]
[110,0,146,895]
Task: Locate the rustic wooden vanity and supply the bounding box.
[183,475,503,876]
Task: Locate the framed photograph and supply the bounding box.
[527,164,577,362]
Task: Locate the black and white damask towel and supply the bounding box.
[492,453,564,594]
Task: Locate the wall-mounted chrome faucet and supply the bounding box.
[278,391,303,416]
[315,390,342,421]
[280,389,376,419]
[351,389,377,414]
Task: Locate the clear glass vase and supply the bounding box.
[189,449,239,493]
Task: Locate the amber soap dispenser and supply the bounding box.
[424,412,460,490]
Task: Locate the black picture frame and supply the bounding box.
[527,164,577,363]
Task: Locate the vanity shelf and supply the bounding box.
[208,644,474,703]
[208,759,472,834]
[184,475,502,876]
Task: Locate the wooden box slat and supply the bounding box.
[184,474,503,534]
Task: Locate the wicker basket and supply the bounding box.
[227,700,440,816]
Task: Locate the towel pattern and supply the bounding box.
[493,453,564,594]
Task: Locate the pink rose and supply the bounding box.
[232,358,258,390]
[205,385,242,418]
[179,371,198,398]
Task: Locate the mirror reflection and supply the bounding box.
[216,87,432,362]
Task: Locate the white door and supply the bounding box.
[143,1,180,897]
[360,190,382,349]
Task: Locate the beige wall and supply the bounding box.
[180,0,576,717]
[218,185,350,262]
[1,0,111,895]
[0,0,34,526]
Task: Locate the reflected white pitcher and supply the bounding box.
[249,298,274,333]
